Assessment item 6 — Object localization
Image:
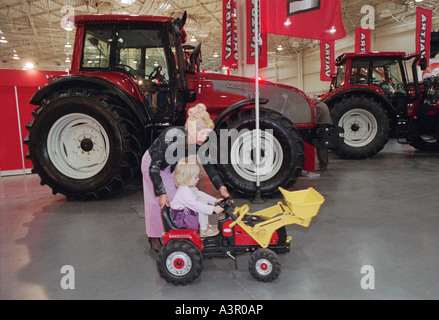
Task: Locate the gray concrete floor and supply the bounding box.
[1,140,439,300]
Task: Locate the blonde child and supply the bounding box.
[170,159,224,237]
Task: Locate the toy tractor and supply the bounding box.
[156,187,324,285]
[323,52,439,159]
[25,12,337,201]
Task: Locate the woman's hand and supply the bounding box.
[219,185,231,200]
[159,194,170,209]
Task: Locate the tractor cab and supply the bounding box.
[74,14,192,127]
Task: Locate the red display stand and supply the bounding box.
[0,69,67,176]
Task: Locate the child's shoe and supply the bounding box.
[200,224,219,237]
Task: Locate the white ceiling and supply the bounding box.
[0,0,438,72]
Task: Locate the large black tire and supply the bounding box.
[330,95,390,159]
[157,240,203,285]
[24,88,143,200]
[215,108,304,198]
[408,132,439,152]
[248,248,281,282]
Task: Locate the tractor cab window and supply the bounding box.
[350,59,369,85]
[82,29,112,69]
[115,28,175,123]
[333,63,346,89]
[371,58,406,97]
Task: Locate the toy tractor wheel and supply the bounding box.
[216,108,304,198]
[157,240,203,285]
[248,248,281,282]
[330,95,389,159]
[24,88,142,200]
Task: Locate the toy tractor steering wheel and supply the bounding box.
[216,198,238,221]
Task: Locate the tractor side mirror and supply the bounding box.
[419,57,428,71]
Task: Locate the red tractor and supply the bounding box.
[25,12,337,200]
[323,52,439,159]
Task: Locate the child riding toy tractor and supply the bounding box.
[156,187,325,285]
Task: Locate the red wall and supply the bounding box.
[0,69,67,175]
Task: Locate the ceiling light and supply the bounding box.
[13,54,20,60]
[277,45,283,51]
[0,36,7,43]
[121,0,135,4]
[65,42,72,48]
[213,53,219,58]
[25,62,35,69]
[64,23,73,32]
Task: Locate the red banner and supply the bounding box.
[246,0,267,69]
[416,7,432,66]
[320,40,335,81]
[222,0,238,69]
[355,28,371,53]
[261,0,346,41]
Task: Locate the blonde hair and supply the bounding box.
[174,159,201,186]
[185,103,214,132]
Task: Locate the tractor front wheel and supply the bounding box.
[248,248,281,282]
[330,95,390,159]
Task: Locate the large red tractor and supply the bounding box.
[25,12,337,200]
[323,51,439,159]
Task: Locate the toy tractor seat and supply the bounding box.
[161,206,179,232]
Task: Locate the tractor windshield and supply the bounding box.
[81,26,179,123]
[371,58,406,97]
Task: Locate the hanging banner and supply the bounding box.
[416,7,432,66]
[320,40,335,81]
[222,0,238,69]
[261,0,346,41]
[246,0,268,69]
[355,27,371,53]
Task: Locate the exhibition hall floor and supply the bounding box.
[1,140,439,300]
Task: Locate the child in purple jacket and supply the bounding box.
[170,159,224,237]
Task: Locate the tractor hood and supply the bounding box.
[187,72,314,126]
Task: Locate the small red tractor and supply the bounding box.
[25,12,338,200]
[157,187,324,285]
[323,52,439,159]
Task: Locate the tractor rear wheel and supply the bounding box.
[330,95,390,159]
[157,240,203,285]
[25,88,142,200]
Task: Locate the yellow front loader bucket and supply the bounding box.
[229,187,325,248]
[278,187,325,220]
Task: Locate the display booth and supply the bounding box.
[0,69,67,176]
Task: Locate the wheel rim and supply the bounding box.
[338,109,378,147]
[47,113,110,179]
[166,251,192,276]
[255,258,273,276]
[230,130,283,182]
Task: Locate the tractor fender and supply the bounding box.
[323,88,396,117]
[30,74,152,128]
[213,98,269,127]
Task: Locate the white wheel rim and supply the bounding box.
[166,251,192,276]
[338,108,378,147]
[47,113,110,179]
[230,130,283,182]
[255,258,273,276]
